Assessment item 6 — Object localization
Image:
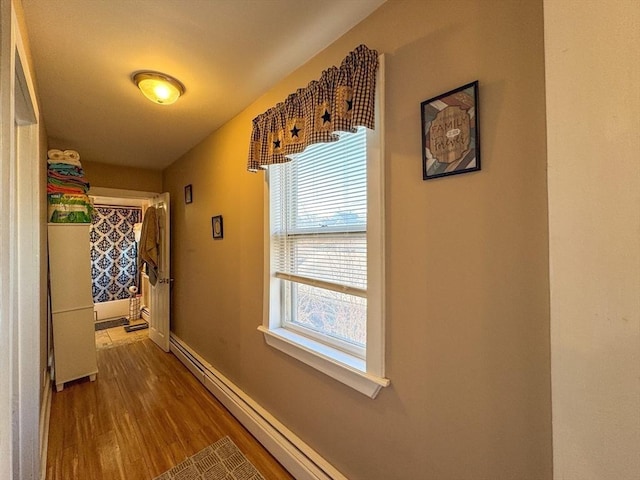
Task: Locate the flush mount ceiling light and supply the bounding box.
[132,71,185,105]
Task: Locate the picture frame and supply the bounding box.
[211,215,223,239]
[421,80,480,180]
[184,184,193,204]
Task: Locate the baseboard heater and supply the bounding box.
[169,335,347,480]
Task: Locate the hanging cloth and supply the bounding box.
[247,44,378,171]
[138,206,159,286]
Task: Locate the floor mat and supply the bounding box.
[153,436,265,480]
[94,317,126,331]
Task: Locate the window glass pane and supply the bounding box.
[277,232,366,289]
[290,129,366,232]
[291,282,366,348]
[270,127,368,350]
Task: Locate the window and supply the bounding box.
[259,59,388,398]
[271,128,367,354]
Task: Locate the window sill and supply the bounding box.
[258,326,389,398]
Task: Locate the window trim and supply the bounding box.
[260,55,388,398]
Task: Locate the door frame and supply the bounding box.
[87,187,171,352]
[87,187,157,328]
[1,1,42,478]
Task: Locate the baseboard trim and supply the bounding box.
[39,371,52,480]
[169,334,347,480]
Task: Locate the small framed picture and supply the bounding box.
[421,80,480,180]
[184,184,193,204]
[211,215,223,239]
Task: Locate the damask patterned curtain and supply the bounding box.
[247,44,378,172]
[90,205,142,303]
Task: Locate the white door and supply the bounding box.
[149,192,171,351]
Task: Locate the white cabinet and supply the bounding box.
[48,224,97,391]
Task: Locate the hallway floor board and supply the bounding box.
[46,339,293,479]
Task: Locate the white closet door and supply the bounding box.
[48,224,93,312]
[52,308,97,387]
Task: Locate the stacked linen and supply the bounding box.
[47,149,93,223]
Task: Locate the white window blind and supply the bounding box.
[270,127,367,349]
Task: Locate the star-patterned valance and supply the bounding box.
[247,44,379,171]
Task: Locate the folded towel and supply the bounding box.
[47,149,65,161]
[47,178,89,190]
[47,184,87,195]
[47,173,89,186]
[47,148,81,166]
[63,149,80,161]
[48,162,83,170]
[47,157,81,167]
[47,165,85,177]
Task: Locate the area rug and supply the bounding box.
[153,436,265,480]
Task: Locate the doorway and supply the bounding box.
[89,194,147,349]
[87,187,170,353]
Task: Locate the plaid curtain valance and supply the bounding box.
[247,44,378,172]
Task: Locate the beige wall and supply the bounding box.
[545,1,640,478]
[163,1,551,478]
[82,159,162,192]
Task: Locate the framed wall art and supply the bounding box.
[211,215,223,239]
[184,184,193,204]
[421,80,480,180]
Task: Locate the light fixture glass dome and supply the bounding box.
[132,71,185,105]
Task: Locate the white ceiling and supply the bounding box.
[21,0,384,170]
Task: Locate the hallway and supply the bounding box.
[45,339,293,479]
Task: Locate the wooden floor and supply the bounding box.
[95,320,149,350]
[46,334,293,479]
